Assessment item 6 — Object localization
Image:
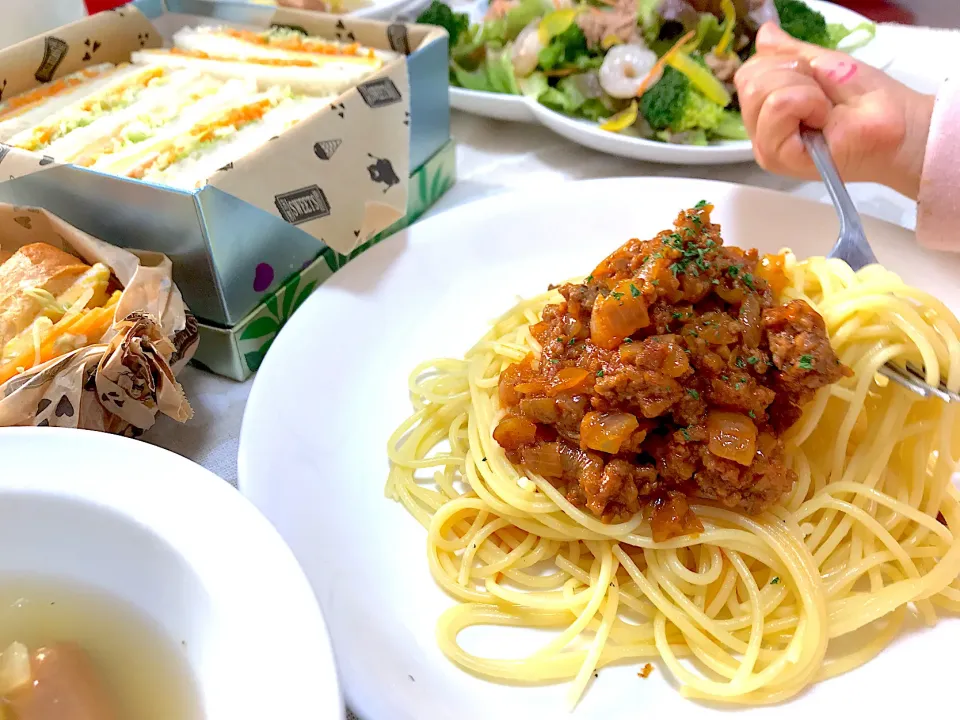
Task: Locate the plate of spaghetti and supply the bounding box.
[239,177,960,720]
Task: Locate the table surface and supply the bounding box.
[137,21,958,720]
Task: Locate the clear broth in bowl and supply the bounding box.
[0,576,201,719]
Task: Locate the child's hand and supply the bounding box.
[734,24,934,199]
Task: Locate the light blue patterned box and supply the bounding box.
[0,0,450,327]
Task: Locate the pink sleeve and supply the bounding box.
[917,75,960,252]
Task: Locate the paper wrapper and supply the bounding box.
[0,3,421,255]
[0,204,197,437]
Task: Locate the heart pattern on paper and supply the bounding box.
[54,394,74,418]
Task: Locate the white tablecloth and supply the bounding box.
[145,22,958,484]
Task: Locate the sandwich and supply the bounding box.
[0,243,121,386]
[0,64,118,142]
[0,25,389,189]
[50,74,251,167]
[98,85,326,190]
[4,64,182,154]
[131,25,394,95]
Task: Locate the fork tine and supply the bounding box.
[903,362,960,402]
[879,363,958,402]
[800,127,955,404]
[879,364,937,399]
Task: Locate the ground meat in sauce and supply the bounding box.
[493,203,851,541]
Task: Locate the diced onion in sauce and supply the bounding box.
[650,492,704,542]
[706,411,758,466]
[698,311,738,345]
[590,279,650,349]
[493,414,538,450]
[549,368,590,395]
[520,442,564,478]
[519,397,559,423]
[757,254,789,296]
[715,283,744,304]
[0,642,31,695]
[580,411,639,453]
[739,293,761,348]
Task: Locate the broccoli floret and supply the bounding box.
[417,1,470,47]
[639,66,725,134]
[774,0,830,47]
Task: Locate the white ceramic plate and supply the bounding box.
[449,0,892,164]
[239,178,960,720]
[0,427,342,720]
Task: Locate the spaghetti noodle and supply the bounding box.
[386,206,960,707]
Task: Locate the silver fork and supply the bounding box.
[800,127,960,403]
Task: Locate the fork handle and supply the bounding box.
[800,128,859,224]
[800,126,878,267]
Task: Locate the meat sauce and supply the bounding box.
[493,203,850,541]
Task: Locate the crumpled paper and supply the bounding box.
[0,203,196,437]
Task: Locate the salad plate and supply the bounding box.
[442,0,890,164]
[450,86,538,123]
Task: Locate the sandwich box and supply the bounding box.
[193,136,455,381]
[0,0,451,328]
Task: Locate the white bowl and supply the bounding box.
[0,427,342,719]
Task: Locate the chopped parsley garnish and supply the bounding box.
[568,337,576,346]
[596,369,604,377]
[748,410,756,419]
[727,265,741,278]
[549,358,559,364]
[687,389,700,400]
[611,291,624,300]
[736,357,746,369]
[652,252,664,260]
[742,273,755,290]
[721,375,729,381]
[688,330,698,337]
[585,274,594,283]
[771,577,780,585]
[623,337,633,343]
[630,283,640,297]
[798,355,814,370]
[747,356,759,365]
[681,428,691,441]
[695,199,708,209]
[672,312,684,320]
[651,280,659,286]
[711,278,720,285]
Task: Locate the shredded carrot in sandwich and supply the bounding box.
[0,68,109,119]
[0,291,120,385]
[223,28,376,58]
[126,97,277,179]
[168,47,317,67]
